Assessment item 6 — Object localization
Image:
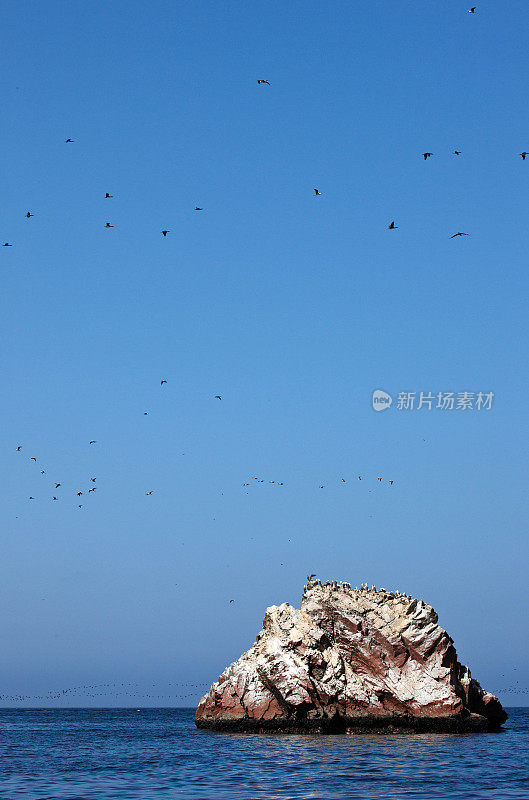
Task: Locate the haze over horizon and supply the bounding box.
[1,0,528,708]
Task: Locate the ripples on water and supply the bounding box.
[0,708,528,799]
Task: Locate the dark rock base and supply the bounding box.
[196,712,504,735]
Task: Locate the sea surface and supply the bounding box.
[0,707,528,800]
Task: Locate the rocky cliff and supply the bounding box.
[195,580,507,733]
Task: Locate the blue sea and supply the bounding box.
[0,708,528,800]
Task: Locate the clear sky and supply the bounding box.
[1,0,527,708]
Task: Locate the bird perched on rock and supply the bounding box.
[388,220,398,229]
[422,152,433,160]
[257,79,270,85]
[450,232,470,238]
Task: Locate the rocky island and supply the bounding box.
[196,579,507,734]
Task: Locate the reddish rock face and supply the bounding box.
[196,582,507,733]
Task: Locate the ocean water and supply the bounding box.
[0,708,528,800]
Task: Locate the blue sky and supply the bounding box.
[1,0,527,708]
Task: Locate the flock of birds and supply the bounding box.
[13,382,226,508]
[0,681,209,704]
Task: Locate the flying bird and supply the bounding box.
[450,232,470,238]
[90,478,96,482]
[469,6,476,12]
[78,504,83,508]
[65,138,74,143]
[3,243,12,246]
[454,151,462,155]
[257,79,270,85]
[194,207,203,211]
[161,379,167,385]
[16,446,21,451]
[105,193,113,198]
[422,153,433,160]
[89,440,96,444]
[389,480,394,485]
[105,222,114,228]
[52,497,57,501]
[143,411,149,415]
[77,491,83,496]
[88,488,96,493]
[146,491,153,495]
[388,221,398,229]
[215,395,222,400]
[520,152,528,160]
[28,497,34,500]
[40,470,45,474]
[31,457,37,461]
[313,188,323,195]
[358,476,362,480]
[55,483,61,488]
[162,230,170,236]
[229,599,234,603]
[26,211,34,218]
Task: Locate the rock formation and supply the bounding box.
[195,580,507,733]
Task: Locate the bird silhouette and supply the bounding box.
[215,395,222,400]
[89,440,96,444]
[454,150,462,155]
[88,488,96,493]
[422,152,433,160]
[105,193,113,198]
[77,491,83,496]
[40,470,45,474]
[16,446,21,451]
[105,222,114,228]
[161,379,167,385]
[194,207,203,211]
[146,491,153,495]
[257,79,270,85]
[31,457,37,461]
[521,152,528,160]
[65,138,74,143]
[55,483,61,488]
[313,188,322,195]
[450,232,470,238]
[26,211,34,218]
[469,6,476,12]
[52,497,57,501]
[388,221,398,229]
[90,477,96,482]
[162,230,170,236]
[3,243,13,246]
